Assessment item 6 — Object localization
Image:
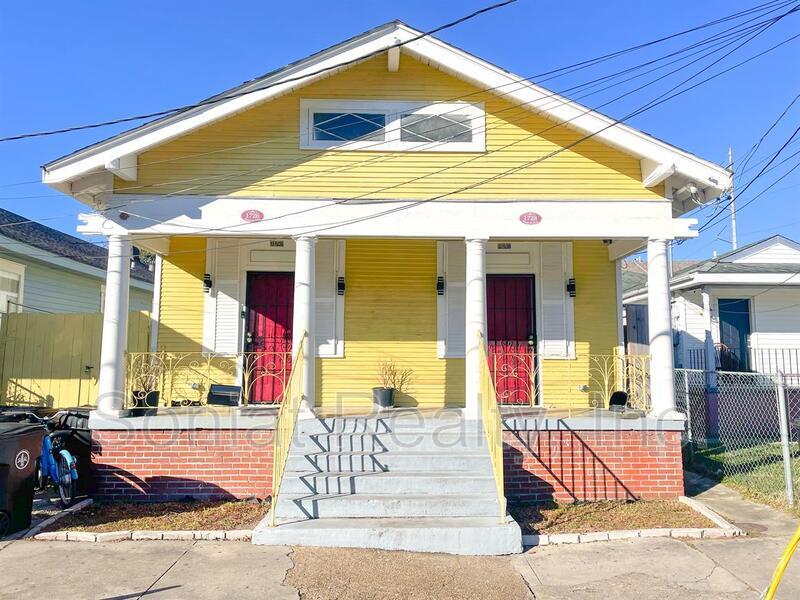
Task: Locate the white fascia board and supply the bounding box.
[625,270,800,303]
[0,233,153,292]
[690,273,800,286]
[91,195,697,240]
[43,23,730,198]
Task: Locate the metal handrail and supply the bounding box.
[269,332,307,527]
[477,333,507,525]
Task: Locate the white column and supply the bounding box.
[97,235,132,415]
[701,286,718,389]
[465,238,488,420]
[293,235,316,417]
[647,238,679,418]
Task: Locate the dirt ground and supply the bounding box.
[46,499,270,532]
[509,499,714,534]
[286,546,532,600]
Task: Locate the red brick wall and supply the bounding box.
[91,429,274,502]
[503,429,683,502]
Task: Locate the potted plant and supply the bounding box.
[373,360,413,410]
[130,360,162,416]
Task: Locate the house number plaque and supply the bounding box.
[519,212,542,225]
[241,209,264,222]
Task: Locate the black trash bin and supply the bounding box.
[0,422,45,537]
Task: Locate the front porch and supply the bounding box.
[100,234,664,416]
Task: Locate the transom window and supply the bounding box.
[313,112,386,142]
[300,100,485,152]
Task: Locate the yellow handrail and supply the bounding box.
[763,523,800,599]
[269,332,307,527]
[477,333,507,525]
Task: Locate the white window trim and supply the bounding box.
[300,99,486,152]
[0,257,25,312]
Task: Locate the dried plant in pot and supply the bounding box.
[373,360,413,410]
[130,361,162,416]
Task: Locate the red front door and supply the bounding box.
[487,275,536,405]
[245,272,294,403]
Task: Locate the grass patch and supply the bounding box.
[46,499,270,533]
[508,499,714,535]
[686,441,800,514]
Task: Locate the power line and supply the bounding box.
[3,1,521,143]
[0,0,782,202]
[1,0,790,145]
[3,1,796,258]
[698,124,800,232]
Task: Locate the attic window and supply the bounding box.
[313,112,386,142]
[300,99,485,152]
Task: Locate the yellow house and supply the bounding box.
[42,22,729,554]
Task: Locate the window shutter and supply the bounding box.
[539,242,573,358]
[437,241,466,357]
[212,239,242,354]
[315,240,344,357]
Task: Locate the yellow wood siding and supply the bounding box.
[157,237,206,351]
[317,239,463,408]
[117,54,662,200]
[540,240,619,407]
[0,311,150,408]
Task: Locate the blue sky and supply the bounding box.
[1,0,798,258]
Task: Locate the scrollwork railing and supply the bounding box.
[125,351,293,407]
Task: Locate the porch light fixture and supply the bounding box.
[436,276,445,296]
[337,276,346,296]
[203,273,213,293]
[566,278,577,298]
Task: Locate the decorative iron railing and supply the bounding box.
[270,332,306,527]
[486,349,650,411]
[125,350,292,407]
[477,333,507,525]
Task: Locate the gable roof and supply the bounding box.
[0,208,154,284]
[622,235,800,299]
[42,21,730,208]
[621,259,700,294]
[706,234,800,263]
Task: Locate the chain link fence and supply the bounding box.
[676,368,800,511]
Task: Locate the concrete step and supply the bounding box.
[291,432,487,453]
[274,493,499,520]
[280,471,497,495]
[296,412,478,435]
[252,514,523,555]
[285,451,492,473]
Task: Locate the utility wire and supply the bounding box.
[4,1,521,143]
[3,1,797,258]
[0,0,789,144]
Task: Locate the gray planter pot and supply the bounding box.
[372,387,395,410]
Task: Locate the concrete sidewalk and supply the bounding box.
[513,476,800,599]
[0,540,299,600]
[1,477,798,600]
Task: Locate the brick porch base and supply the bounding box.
[90,427,682,503]
[503,429,684,502]
[91,430,274,502]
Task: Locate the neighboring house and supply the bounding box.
[0,208,154,314]
[623,235,800,375]
[40,22,730,553]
